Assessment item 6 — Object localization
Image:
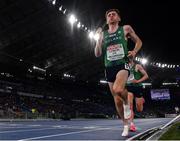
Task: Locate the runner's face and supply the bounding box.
[106,11,120,24]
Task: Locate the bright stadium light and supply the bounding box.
[141,58,148,65]
[77,22,81,28]
[100,80,108,84]
[93,33,100,41]
[33,66,46,72]
[89,31,94,39]
[63,9,67,14]
[59,6,62,11]
[52,0,56,5]
[158,63,161,67]
[137,57,141,62]
[142,83,152,86]
[69,14,76,25]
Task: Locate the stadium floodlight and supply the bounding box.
[142,83,152,86]
[69,14,76,25]
[52,0,56,5]
[64,73,72,78]
[33,66,46,72]
[137,57,141,62]
[89,31,94,39]
[100,80,108,84]
[93,33,100,41]
[59,6,62,11]
[141,58,148,65]
[163,82,178,85]
[77,22,81,28]
[28,69,32,73]
[63,9,67,14]
[158,63,161,67]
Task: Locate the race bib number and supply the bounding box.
[127,73,134,82]
[107,44,125,61]
[125,63,130,70]
[127,64,133,83]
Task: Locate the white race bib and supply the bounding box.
[127,73,134,83]
[127,65,134,83]
[107,44,124,61]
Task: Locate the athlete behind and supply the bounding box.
[127,59,149,132]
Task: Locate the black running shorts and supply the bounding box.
[105,63,130,83]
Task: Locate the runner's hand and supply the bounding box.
[128,50,136,59]
[95,27,103,43]
[96,27,103,34]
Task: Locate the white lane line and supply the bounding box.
[0,124,23,127]
[18,128,111,141]
[83,126,97,129]
[145,130,161,141]
[52,125,100,130]
[52,125,67,128]
[28,125,41,127]
[0,124,41,129]
[0,126,38,129]
[9,124,23,126]
[126,126,160,141]
[0,127,56,134]
[145,115,180,141]
[160,114,180,129]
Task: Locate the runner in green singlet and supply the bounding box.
[94,9,142,136]
[127,59,149,132]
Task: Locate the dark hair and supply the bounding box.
[105,9,120,18]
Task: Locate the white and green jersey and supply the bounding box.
[102,26,128,67]
[127,64,143,87]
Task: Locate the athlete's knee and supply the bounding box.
[112,85,124,95]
